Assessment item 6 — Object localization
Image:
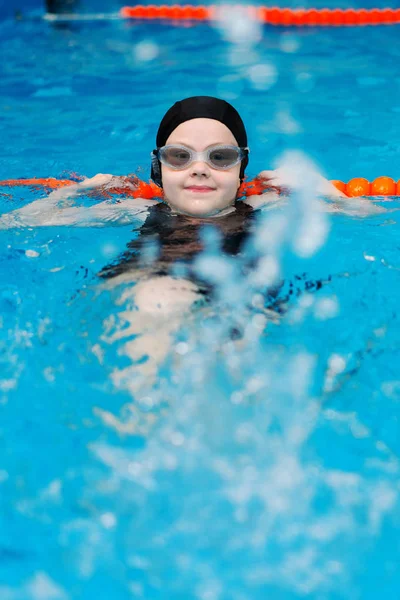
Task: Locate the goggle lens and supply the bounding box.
[162,147,192,168]
[209,147,241,168]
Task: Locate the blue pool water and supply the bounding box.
[1,4,400,599]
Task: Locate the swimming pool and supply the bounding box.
[1,3,400,598]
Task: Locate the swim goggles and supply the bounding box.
[151,144,249,171]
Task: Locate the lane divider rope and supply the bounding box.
[120,5,400,26]
[1,176,400,198]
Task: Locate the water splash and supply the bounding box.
[77,153,399,598]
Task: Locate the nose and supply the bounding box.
[189,160,210,178]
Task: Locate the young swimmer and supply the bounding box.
[101,96,271,394]
[0,96,378,397]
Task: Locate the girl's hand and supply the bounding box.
[257,169,347,198]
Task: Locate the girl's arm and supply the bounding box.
[245,169,385,217]
[0,174,159,229]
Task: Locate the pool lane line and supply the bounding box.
[43,12,121,21]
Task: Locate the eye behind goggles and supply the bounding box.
[151,144,249,171]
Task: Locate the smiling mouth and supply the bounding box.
[185,186,216,192]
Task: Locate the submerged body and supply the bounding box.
[97,195,269,396]
[100,199,256,286]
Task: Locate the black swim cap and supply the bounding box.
[151,96,249,187]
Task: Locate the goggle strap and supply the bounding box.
[150,150,162,186]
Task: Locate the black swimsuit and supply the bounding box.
[99,200,257,294]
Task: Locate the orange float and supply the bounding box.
[345,178,371,197]
[370,176,396,196]
[330,180,346,194]
[120,5,400,27]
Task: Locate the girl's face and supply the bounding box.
[161,118,242,217]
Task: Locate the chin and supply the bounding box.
[169,197,219,217]
[185,203,220,217]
